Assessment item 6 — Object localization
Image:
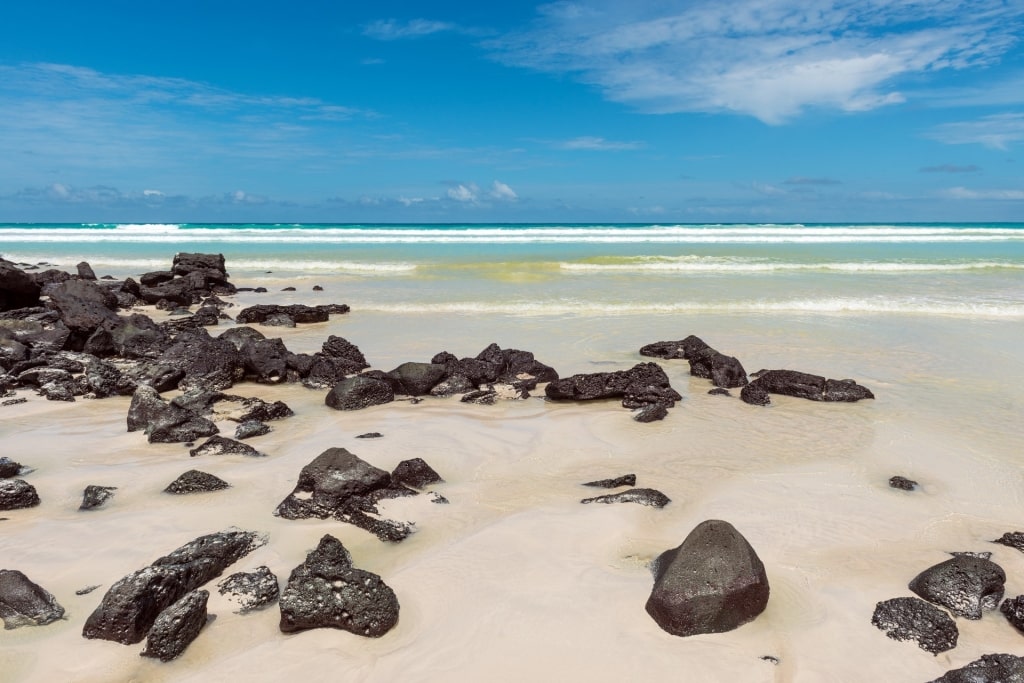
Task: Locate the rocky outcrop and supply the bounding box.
[645,520,769,637]
[0,457,24,478]
[545,362,680,421]
[218,566,279,614]
[140,589,209,661]
[740,369,874,406]
[430,343,558,395]
[871,596,958,654]
[82,529,264,644]
[0,570,65,628]
[0,479,40,510]
[581,488,670,507]
[992,531,1024,553]
[279,535,399,637]
[908,555,1005,620]
[640,335,748,388]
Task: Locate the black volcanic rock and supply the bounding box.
[82,529,265,644]
[0,457,23,478]
[218,566,279,614]
[1001,595,1024,633]
[545,362,680,421]
[908,555,1005,620]
[386,362,447,396]
[871,596,958,654]
[889,476,918,491]
[583,474,636,488]
[640,335,748,388]
[46,279,120,350]
[275,448,391,520]
[234,420,271,440]
[164,470,230,494]
[0,569,65,629]
[0,479,40,510]
[928,654,1024,683]
[391,458,443,489]
[235,304,346,325]
[325,375,395,411]
[140,589,209,662]
[80,485,117,511]
[645,520,769,637]
[992,531,1024,553]
[278,534,399,637]
[0,261,42,311]
[740,369,874,405]
[189,435,265,458]
[581,488,670,507]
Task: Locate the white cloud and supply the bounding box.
[942,186,1024,200]
[490,0,1024,123]
[142,188,165,197]
[447,183,478,202]
[556,136,643,151]
[363,19,457,40]
[927,113,1024,150]
[489,180,518,201]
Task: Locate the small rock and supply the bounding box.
[80,485,117,511]
[391,458,443,489]
[0,479,40,510]
[708,387,731,396]
[355,432,383,439]
[889,476,918,491]
[1000,595,1024,633]
[218,566,280,614]
[0,569,65,628]
[0,457,23,478]
[234,420,271,440]
[428,492,449,504]
[140,589,209,662]
[75,585,101,596]
[581,488,670,508]
[871,596,958,654]
[583,474,636,488]
[2,397,28,406]
[312,285,323,291]
[164,470,230,494]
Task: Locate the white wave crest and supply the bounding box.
[560,259,1024,273]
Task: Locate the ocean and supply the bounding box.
[3,222,1024,682]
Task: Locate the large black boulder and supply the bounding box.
[0,261,42,311]
[240,337,289,383]
[82,529,264,644]
[157,328,242,390]
[741,369,874,405]
[46,279,120,350]
[85,313,170,359]
[391,458,443,490]
[275,448,391,520]
[0,569,65,628]
[386,362,447,396]
[871,596,958,654]
[325,374,395,410]
[928,654,1024,683]
[645,520,769,637]
[140,589,209,661]
[909,555,1005,620]
[279,534,399,637]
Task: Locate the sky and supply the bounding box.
[1,0,1023,223]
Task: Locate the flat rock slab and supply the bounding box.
[583,474,636,488]
[0,569,65,629]
[581,488,670,508]
[871,596,958,654]
[645,519,769,637]
[279,535,399,637]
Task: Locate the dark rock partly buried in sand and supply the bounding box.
[82,529,264,644]
[583,474,636,489]
[218,566,280,614]
[992,531,1024,553]
[0,569,65,629]
[325,374,395,411]
[164,470,230,494]
[870,596,958,654]
[189,435,265,458]
[386,362,448,396]
[140,589,209,662]
[234,420,271,440]
[889,476,918,491]
[80,485,117,511]
[581,488,670,508]
[1001,595,1024,633]
[391,458,444,490]
[545,362,681,421]
[927,654,1024,683]
[279,534,399,637]
[0,457,23,478]
[645,520,769,637]
[126,384,219,444]
[740,369,874,406]
[908,555,1005,620]
[640,335,748,389]
[0,479,40,510]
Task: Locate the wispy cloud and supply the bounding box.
[363,19,459,40]
[942,186,1024,199]
[920,164,981,173]
[447,183,478,202]
[926,113,1024,150]
[489,180,518,200]
[555,136,644,151]
[783,176,841,185]
[489,0,1024,124]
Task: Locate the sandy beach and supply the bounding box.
[3,271,1024,682]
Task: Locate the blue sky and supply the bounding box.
[1,0,1023,223]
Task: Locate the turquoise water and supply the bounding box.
[3,222,1023,317]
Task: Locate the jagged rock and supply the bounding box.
[240,337,289,383]
[82,529,264,644]
[234,420,271,440]
[325,375,395,410]
[140,589,209,661]
[46,279,120,350]
[76,261,97,280]
[232,397,293,423]
[950,551,992,560]
[1001,595,1024,633]
[355,432,382,439]
[278,534,399,637]
[275,448,391,520]
[83,358,136,398]
[85,314,170,360]
[461,387,496,404]
[645,520,769,637]
[0,479,40,510]
[0,457,23,478]
[80,485,117,511]
[430,373,477,397]
[218,566,279,614]
[0,261,42,311]
[740,369,874,405]
[189,435,265,458]
[0,569,65,628]
[928,654,1024,683]
[545,362,680,420]
[217,326,265,350]
[157,328,242,389]
[149,417,219,444]
[633,402,669,422]
[321,335,368,366]
[164,470,230,494]
[429,492,449,504]
[908,555,1005,619]
[581,488,670,507]
[871,596,958,654]
[583,474,636,488]
[640,335,748,388]
[263,313,295,327]
[391,458,443,489]
[993,531,1024,553]
[300,354,365,389]
[127,385,218,444]
[739,382,771,406]
[890,476,918,491]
